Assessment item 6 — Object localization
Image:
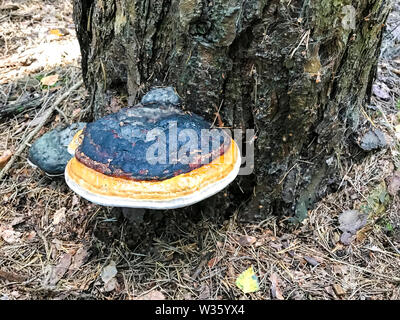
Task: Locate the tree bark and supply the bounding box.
[73,0,390,221]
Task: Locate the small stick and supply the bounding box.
[211,100,224,128]
[0,80,83,181]
[3,82,13,106]
[191,252,213,280]
[54,106,70,124]
[0,96,42,118]
[290,30,310,59]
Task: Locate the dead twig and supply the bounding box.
[191,252,213,280]
[0,96,42,118]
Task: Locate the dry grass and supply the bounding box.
[0,0,400,300]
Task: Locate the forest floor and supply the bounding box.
[0,0,400,300]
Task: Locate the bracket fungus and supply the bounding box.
[28,122,86,175]
[65,89,241,209]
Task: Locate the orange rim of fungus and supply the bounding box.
[65,138,240,202]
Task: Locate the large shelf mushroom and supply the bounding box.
[65,97,241,209]
[29,87,241,209]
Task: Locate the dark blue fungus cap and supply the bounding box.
[75,106,231,181]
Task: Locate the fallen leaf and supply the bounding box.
[134,290,166,300]
[10,216,25,226]
[0,150,12,169]
[71,195,80,206]
[338,210,368,245]
[207,256,221,268]
[198,285,211,300]
[52,207,66,225]
[269,273,284,300]
[0,227,22,244]
[0,270,26,282]
[340,232,355,245]
[324,286,336,298]
[49,85,62,92]
[68,247,90,276]
[235,266,260,294]
[101,261,117,283]
[387,172,400,196]
[238,235,257,247]
[49,28,69,37]
[356,225,373,243]
[332,284,346,297]
[269,241,282,251]
[24,230,36,241]
[49,253,72,285]
[359,129,387,151]
[303,256,320,267]
[372,83,391,101]
[103,278,119,292]
[41,74,59,86]
[71,108,82,119]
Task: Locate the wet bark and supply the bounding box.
[73,0,390,221]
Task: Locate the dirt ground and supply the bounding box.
[0,0,399,300]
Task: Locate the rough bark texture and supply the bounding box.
[73,0,390,221]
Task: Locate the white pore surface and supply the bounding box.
[27,159,63,177]
[64,144,242,209]
[27,159,38,169]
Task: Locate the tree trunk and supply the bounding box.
[73,0,390,221]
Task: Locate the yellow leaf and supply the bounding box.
[41,74,59,86]
[50,29,63,37]
[235,266,259,294]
